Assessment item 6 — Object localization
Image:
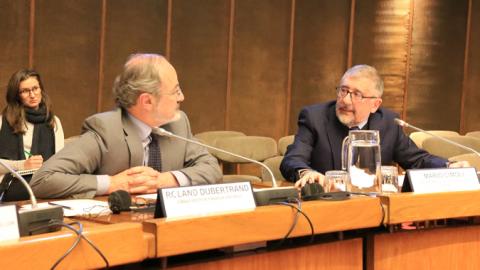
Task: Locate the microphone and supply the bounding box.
[152,127,298,205]
[394,118,480,158]
[0,159,63,236]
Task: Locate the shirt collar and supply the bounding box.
[127,113,152,142]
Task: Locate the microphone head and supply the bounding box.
[394,118,408,127]
[108,190,132,214]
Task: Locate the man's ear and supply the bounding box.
[370,98,383,113]
[138,92,154,108]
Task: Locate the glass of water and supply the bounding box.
[380,166,399,193]
[324,170,350,192]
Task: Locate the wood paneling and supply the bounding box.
[0,0,30,109]
[353,0,411,116]
[229,0,291,138]
[169,0,230,134]
[373,226,480,270]
[34,0,101,137]
[463,0,480,133]
[170,239,363,270]
[102,0,168,112]
[406,1,468,130]
[289,0,350,135]
[0,0,478,139]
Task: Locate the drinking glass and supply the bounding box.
[324,170,350,192]
[380,166,399,193]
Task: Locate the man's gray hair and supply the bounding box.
[341,64,384,96]
[113,53,166,108]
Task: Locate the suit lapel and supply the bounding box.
[121,111,144,167]
[326,106,349,170]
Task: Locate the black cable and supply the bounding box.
[273,198,315,248]
[30,221,110,269]
[273,200,301,247]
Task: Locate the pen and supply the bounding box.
[24,150,32,158]
[48,202,73,210]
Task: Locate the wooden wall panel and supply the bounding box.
[0,0,30,109]
[406,1,468,130]
[289,0,350,135]
[229,0,291,139]
[34,0,101,137]
[463,1,480,133]
[352,0,410,116]
[102,0,168,112]
[169,0,229,134]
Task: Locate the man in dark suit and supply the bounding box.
[280,65,466,188]
[31,54,222,198]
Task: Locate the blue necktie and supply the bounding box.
[148,134,162,171]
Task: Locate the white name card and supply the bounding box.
[407,167,480,194]
[159,182,256,219]
[0,205,20,242]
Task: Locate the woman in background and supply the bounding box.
[0,69,64,201]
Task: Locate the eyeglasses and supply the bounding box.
[19,86,41,96]
[336,86,378,102]
[162,87,183,97]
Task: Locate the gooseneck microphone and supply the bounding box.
[0,159,63,236]
[153,127,278,187]
[152,127,299,205]
[394,118,480,158]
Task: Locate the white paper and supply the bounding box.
[0,205,20,242]
[22,200,111,217]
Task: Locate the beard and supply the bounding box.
[335,103,355,127]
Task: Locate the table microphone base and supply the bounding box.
[18,205,63,236]
[253,187,299,206]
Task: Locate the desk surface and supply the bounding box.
[0,220,151,269]
[143,196,383,257]
[379,189,480,224]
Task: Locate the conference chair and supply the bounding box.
[261,135,295,184]
[466,131,480,139]
[215,136,277,184]
[64,135,81,145]
[422,136,480,159]
[194,130,246,148]
[409,130,460,148]
[449,153,480,171]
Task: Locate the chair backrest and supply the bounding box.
[278,135,294,155]
[64,135,81,145]
[449,153,480,171]
[194,131,246,157]
[261,156,285,182]
[422,136,480,159]
[194,130,246,146]
[466,131,480,139]
[215,136,277,163]
[409,130,460,148]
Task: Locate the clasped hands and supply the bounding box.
[109,166,179,194]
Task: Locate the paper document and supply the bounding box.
[22,199,111,217]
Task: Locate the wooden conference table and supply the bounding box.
[1,190,480,269]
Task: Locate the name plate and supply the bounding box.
[156,182,256,219]
[0,205,20,242]
[407,167,480,193]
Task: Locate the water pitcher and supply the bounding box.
[341,130,382,193]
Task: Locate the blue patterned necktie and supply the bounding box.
[148,134,162,171]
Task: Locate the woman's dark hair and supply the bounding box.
[2,69,55,134]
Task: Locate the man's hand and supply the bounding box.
[24,155,43,170]
[109,166,159,194]
[294,169,325,190]
[109,166,179,194]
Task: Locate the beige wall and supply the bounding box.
[0,0,479,139]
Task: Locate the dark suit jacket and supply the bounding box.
[280,101,447,181]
